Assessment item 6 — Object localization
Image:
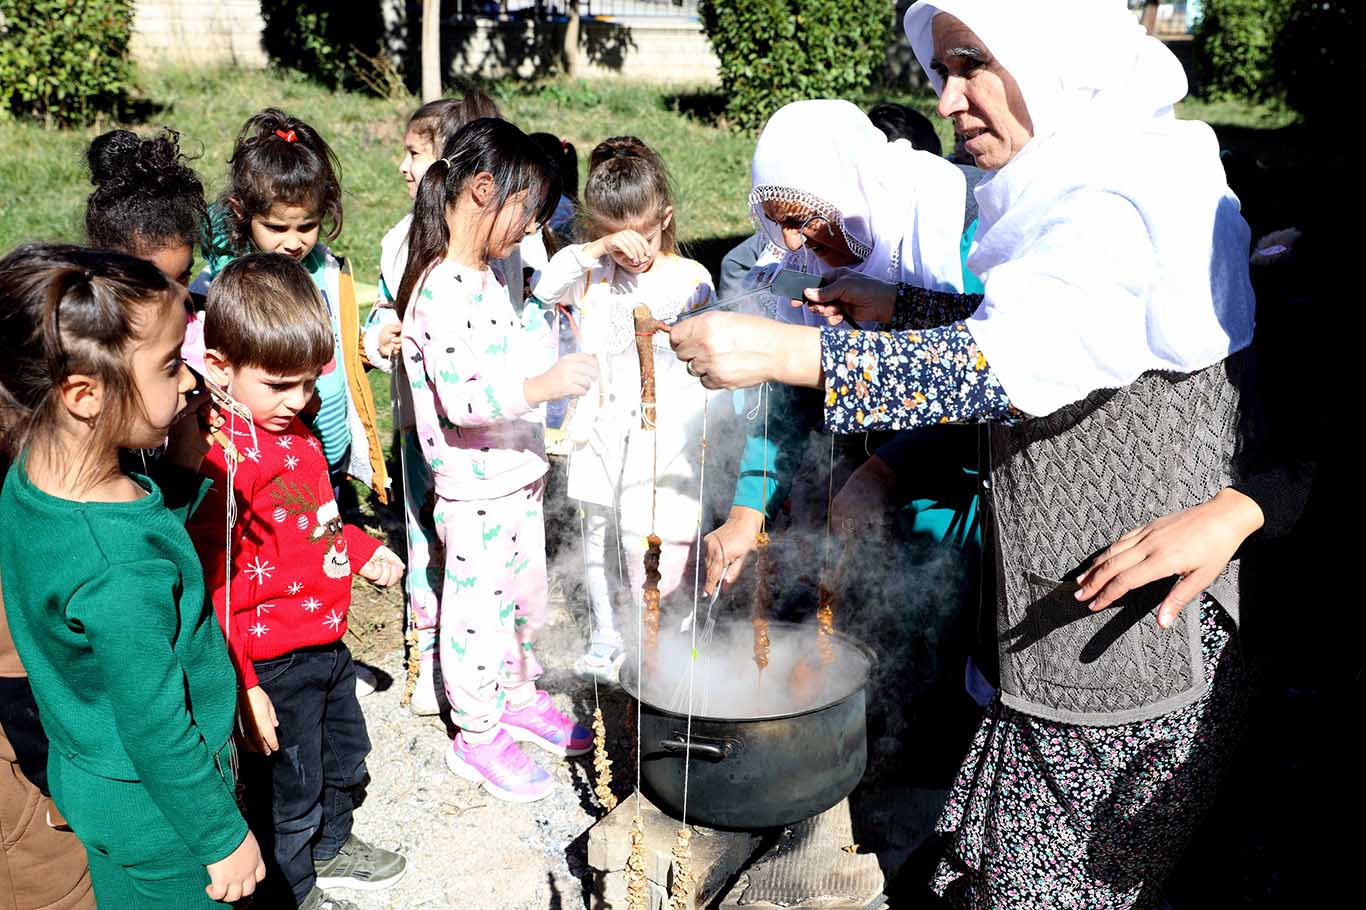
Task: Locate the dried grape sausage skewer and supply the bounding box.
[669,828,693,910]
[642,533,663,656]
[592,707,617,811]
[816,582,836,665]
[626,815,649,910]
[633,304,657,430]
[752,531,772,671]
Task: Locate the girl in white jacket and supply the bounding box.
[533,136,715,679]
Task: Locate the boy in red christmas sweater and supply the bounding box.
[188,254,406,910]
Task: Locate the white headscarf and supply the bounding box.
[749,99,966,296]
[905,0,1255,416]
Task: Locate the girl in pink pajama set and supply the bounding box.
[396,118,598,802]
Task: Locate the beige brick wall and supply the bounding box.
[130,0,267,68]
[446,18,719,84]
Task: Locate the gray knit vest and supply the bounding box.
[988,354,1249,725]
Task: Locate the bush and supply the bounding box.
[1277,1,1360,125]
[699,0,892,131]
[1193,0,1291,102]
[0,0,134,127]
[259,0,389,90]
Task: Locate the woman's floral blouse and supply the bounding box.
[891,283,983,330]
[822,286,1020,432]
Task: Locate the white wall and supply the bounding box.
[129,0,268,68]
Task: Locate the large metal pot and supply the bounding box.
[620,622,874,831]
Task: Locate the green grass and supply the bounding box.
[0,67,762,290]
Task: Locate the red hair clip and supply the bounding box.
[275,129,298,143]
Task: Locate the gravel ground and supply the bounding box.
[336,569,636,910]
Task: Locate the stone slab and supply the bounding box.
[719,799,885,910]
[589,790,763,910]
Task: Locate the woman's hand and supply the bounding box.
[525,353,599,405]
[667,313,822,390]
[703,506,766,595]
[1075,488,1265,628]
[241,686,279,755]
[205,831,266,903]
[587,230,652,269]
[799,269,896,326]
[376,323,402,359]
[359,546,405,587]
[831,455,898,538]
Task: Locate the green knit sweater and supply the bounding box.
[0,458,246,864]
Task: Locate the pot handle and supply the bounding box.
[658,736,728,762]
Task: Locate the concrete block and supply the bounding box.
[719,799,885,910]
[589,790,762,910]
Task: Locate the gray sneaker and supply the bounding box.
[313,834,407,892]
[299,886,361,910]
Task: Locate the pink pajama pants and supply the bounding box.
[433,478,547,737]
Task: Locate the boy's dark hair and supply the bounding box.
[204,253,333,375]
[217,108,343,255]
[406,88,501,158]
[582,136,677,254]
[396,118,559,318]
[529,132,578,201]
[0,243,178,483]
[866,102,943,157]
[85,128,208,259]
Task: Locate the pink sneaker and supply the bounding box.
[445,730,553,802]
[501,691,593,757]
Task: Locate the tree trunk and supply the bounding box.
[1140,0,1160,35]
[422,0,442,102]
[563,1,581,77]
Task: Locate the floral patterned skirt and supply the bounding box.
[931,600,1246,909]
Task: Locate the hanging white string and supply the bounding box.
[680,391,708,826]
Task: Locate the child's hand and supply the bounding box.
[377,323,402,359]
[525,353,598,405]
[241,686,279,755]
[359,545,405,587]
[205,830,266,903]
[591,230,651,268]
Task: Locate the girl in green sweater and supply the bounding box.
[0,244,265,908]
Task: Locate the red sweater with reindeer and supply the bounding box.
[188,417,382,689]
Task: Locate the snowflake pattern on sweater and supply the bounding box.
[188,417,382,688]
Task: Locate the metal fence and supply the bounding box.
[449,0,700,20]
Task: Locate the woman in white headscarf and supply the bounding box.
[706,99,967,592]
[671,3,1261,905]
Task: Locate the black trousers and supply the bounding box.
[246,642,370,906]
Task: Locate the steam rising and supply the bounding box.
[623,620,873,721]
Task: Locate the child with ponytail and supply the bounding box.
[532,136,715,679]
[398,118,598,801]
[200,109,388,504]
[361,88,511,716]
[0,244,263,908]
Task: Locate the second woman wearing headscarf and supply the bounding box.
[705,99,967,593]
